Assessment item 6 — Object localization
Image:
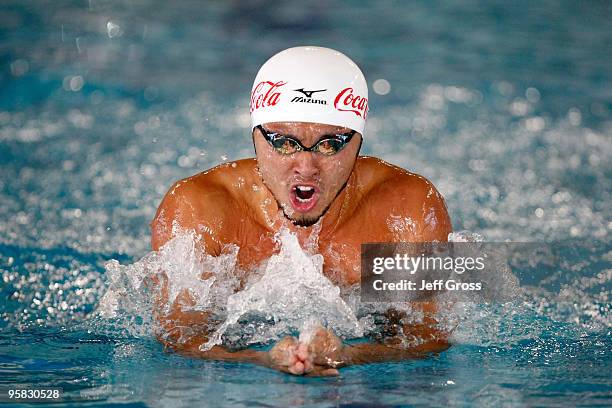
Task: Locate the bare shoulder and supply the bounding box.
[150,160,253,251]
[354,156,452,241]
[356,156,443,203]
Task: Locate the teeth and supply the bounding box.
[294,185,315,203]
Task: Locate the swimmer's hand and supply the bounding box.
[266,336,340,376]
[306,326,346,369]
[267,337,312,375]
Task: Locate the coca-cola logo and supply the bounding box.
[333,87,369,119]
[250,80,287,113]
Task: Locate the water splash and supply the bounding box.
[12,226,582,354]
[201,228,365,350]
[95,230,241,337]
[91,228,533,351]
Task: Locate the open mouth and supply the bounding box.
[295,185,315,201]
[289,184,319,212]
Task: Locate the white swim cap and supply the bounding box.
[250,46,369,134]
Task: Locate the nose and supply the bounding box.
[292,151,320,179]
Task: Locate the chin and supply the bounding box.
[282,205,323,227]
[276,194,329,227]
[290,215,322,227]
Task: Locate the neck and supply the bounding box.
[319,171,355,237]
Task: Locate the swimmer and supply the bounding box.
[151,46,453,376]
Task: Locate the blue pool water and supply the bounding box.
[1,1,611,406]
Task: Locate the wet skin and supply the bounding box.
[151,122,453,375]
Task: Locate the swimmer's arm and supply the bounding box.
[157,324,307,373]
[340,177,454,363]
[153,289,267,365]
[150,178,226,253]
[150,266,266,365]
[159,336,266,365]
[152,180,249,358]
[415,177,453,241]
[339,190,455,365]
[151,279,268,363]
[339,304,451,366]
[305,306,449,369]
[340,339,450,366]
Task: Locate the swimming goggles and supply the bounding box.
[255,125,356,156]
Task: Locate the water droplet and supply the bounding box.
[106,21,123,38]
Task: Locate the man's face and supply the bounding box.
[254,121,362,227]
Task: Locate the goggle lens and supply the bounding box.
[257,125,355,156]
[271,137,300,155]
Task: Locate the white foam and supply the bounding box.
[200,228,364,350]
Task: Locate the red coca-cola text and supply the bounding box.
[250,80,287,112]
[333,87,369,118]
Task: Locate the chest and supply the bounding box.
[234,226,367,287]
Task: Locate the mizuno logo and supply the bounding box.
[290,96,327,104]
[293,88,326,98]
